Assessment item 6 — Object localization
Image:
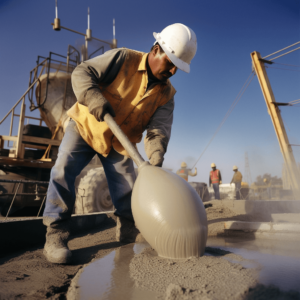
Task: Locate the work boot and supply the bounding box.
[43,225,72,264]
[116,216,140,243]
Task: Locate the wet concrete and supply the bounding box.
[71,237,300,299]
[207,237,300,293]
[72,243,158,299]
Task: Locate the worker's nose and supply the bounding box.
[169,66,177,76]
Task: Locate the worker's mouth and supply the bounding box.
[162,73,171,79]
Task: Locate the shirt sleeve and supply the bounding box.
[144,98,174,160]
[71,48,127,109]
[219,171,222,181]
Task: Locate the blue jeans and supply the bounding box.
[212,183,220,200]
[43,120,136,227]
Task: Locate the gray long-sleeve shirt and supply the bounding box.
[71,48,174,159]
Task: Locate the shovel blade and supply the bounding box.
[132,164,208,259]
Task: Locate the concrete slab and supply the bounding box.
[224,221,300,240]
[212,199,300,222]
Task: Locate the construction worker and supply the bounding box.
[230,166,243,200]
[42,23,197,264]
[209,163,222,200]
[263,178,272,199]
[176,162,197,181]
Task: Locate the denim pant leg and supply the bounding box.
[235,182,241,200]
[43,120,96,226]
[213,183,220,200]
[98,149,136,221]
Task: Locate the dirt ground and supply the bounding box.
[0,201,295,300]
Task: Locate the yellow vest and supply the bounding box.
[67,49,176,157]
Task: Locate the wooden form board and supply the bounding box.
[0,157,55,169]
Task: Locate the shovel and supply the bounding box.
[104,114,208,259]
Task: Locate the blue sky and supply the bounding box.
[0,0,299,184]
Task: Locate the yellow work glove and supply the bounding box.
[220,181,222,184]
[150,151,164,167]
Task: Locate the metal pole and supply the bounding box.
[0,79,39,125]
[5,183,21,220]
[37,196,46,217]
[8,108,14,148]
[103,114,145,167]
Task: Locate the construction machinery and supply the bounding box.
[251,51,300,199]
[0,8,116,217]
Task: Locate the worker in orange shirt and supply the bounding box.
[176,162,197,181]
[209,163,222,200]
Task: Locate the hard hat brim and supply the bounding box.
[153,32,190,73]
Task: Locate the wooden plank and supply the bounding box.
[23,143,47,150]
[0,157,54,169]
[0,135,61,147]
[0,135,17,142]
[22,136,61,146]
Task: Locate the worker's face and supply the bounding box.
[148,45,177,81]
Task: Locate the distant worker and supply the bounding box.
[176,162,197,181]
[263,178,272,199]
[209,163,222,200]
[230,166,243,200]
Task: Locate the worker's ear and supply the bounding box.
[152,45,160,57]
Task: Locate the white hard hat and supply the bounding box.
[233,165,238,170]
[211,163,216,168]
[181,162,187,168]
[153,23,197,73]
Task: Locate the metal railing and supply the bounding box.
[28,52,77,112]
[0,179,48,220]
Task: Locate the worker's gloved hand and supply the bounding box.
[146,131,159,141]
[220,181,222,184]
[87,89,116,122]
[150,151,164,167]
[90,99,116,122]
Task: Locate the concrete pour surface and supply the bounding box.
[69,238,300,300]
[1,201,299,299]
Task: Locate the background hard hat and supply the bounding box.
[233,165,238,170]
[211,163,216,168]
[181,162,187,168]
[153,23,197,73]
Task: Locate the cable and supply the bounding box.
[289,99,300,104]
[191,72,255,169]
[269,47,300,61]
[263,41,300,59]
[273,62,300,68]
[265,66,300,72]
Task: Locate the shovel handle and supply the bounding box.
[104,113,145,167]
